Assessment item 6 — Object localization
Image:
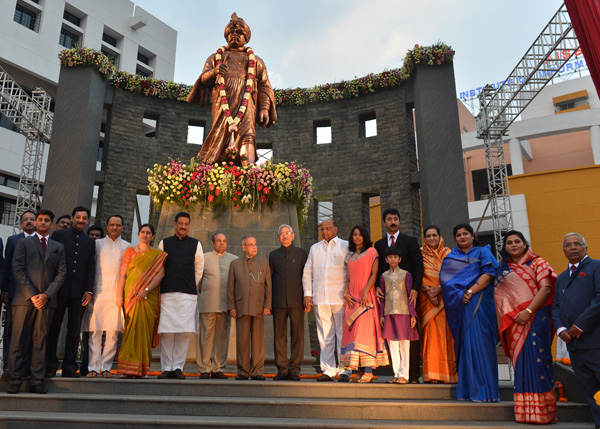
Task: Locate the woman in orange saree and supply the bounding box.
[117,224,167,378]
[494,230,557,424]
[419,225,457,383]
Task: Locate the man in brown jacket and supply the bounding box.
[228,236,272,380]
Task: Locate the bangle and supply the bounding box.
[467,289,473,294]
[525,308,533,314]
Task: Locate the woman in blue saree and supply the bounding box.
[440,223,500,402]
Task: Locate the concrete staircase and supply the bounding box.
[0,378,593,428]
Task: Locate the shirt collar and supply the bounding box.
[569,255,588,270]
[387,231,399,240]
[323,236,339,247]
[35,232,49,241]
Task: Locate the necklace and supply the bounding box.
[214,46,256,135]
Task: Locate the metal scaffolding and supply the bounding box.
[476,3,579,258]
[0,65,52,232]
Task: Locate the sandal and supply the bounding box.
[386,377,398,384]
[395,377,408,384]
[85,371,98,378]
[351,371,364,382]
[101,370,113,378]
[357,374,373,383]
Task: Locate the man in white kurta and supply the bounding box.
[81,215,129,377]
[196,233,238,378]
[302,219,351,381]
[157,212,204,379]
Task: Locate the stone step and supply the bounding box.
[0,412,595,429]
[0,392,591,423]
[2,378,516,400]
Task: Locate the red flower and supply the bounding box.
[233,197,237,201]
[247,74,254,79]
[236,205,240,208]
[259,195,267,203]
[208,195,214,202]
[209,184,215,191]
[215,189,221,196]
[241,99,248,106]
[217,48,223,54]
[263,188,270,195]
[224,111,231,117]
[219,84,226,90]
[237,112,244,119]
[248,60,256,66]
[257,184,263,191]
[245,86,252,92]
[221,97,228,103]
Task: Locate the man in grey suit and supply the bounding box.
[196,232,238,379]
[228,236,272,380]
[7,209,66,394]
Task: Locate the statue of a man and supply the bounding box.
[187,13,277,166]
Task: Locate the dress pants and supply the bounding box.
[160,332,190,371]
[88,331,118,373]
[46,295,84,372]
[389,339,410,379]
[196,312,231,373]
[8,305,54,387]
[2,302,12,372]
[272,306,304,374]
[314,304,350,378]
[409,339,421,382]
[235,315,264,377]
[570,348,600,427]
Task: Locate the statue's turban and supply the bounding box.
[224,13,251,43]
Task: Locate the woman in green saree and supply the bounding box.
[117,224,167,378]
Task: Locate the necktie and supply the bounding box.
[570,265,576,276]
[390,235,395,246]
[41,237,47,257]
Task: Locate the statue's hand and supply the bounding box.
[259,109,269,126]
[216,63,228,76]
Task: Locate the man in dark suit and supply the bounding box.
[7,209,66,394]
[374,208,424,383]
[228,236,272,380]
[2,210,37,377]
[45,206,95,378]
[269,224,307,381]
[552,232,600,428]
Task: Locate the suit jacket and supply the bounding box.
[374,233,424,292]
[269,245,307,309]
[198,250,238,313]
[51,227,95,299]
[227,256,272,317]
[552,256,600,351]
[12,235,66,308]
[2,233,26,300]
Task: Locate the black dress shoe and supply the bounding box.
[337,374,350,382]
[7,384,20,394]
[29,384,48,394]
[251,375,265,381]
[157,371,171,379]
[200,372,210,379]
[61,369,80,378]
[235,374,248,380]
[44,369,57,378]
[273,371,289,381]
[173,369,186,379]
[211,371,228,379]
[316,374,333,382]
[289,372,300,381]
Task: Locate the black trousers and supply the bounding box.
[570,347,600,427]
[272,306,304,374]
[9,305,54,387]
[46,295,84,372]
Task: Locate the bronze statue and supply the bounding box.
[187,13,277,166]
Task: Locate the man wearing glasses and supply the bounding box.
[302,219,352,382]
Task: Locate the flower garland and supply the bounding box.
[595,389,600,406]
[147,159,313,227]
[555,381,568,403]
[214,46,256,133]
[58,42,454,107]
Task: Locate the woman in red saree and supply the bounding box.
[340,225,389,383]
[419,225,457,383]
[494,230,557,424]
[117,224,167,378]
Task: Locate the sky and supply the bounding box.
[133,0,566,98]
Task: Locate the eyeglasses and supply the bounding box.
[563,242,585,249]
[279,232,293,236]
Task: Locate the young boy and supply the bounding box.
[379,247,419,384]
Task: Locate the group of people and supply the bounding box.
[0,207,598,427]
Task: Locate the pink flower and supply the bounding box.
[209,184,215,191]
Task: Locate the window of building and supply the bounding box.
[0,113,18,132]
[471,165,512,201]
[553,90,590,114]
[137,52,150,65]
[317,200,333,224]
[14,2,40,32]
[314,120,332,144]
[102,32,117,47]
[143,113,158,138]
[187,120,205,144]
[101,47,120,69]
[136,67,152,78]
[63,10,80,27]
[359,112,377,138]
[0,197,17,226]
[59,26,80,49]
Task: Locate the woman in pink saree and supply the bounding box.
[340,225,389,383]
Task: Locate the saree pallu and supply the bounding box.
[440,246,499,402]
[117,248,167,376]
[419,239,457,383]
[340,248,389,369]
[495,251,557,423]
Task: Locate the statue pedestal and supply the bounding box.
[154,201,312,368]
